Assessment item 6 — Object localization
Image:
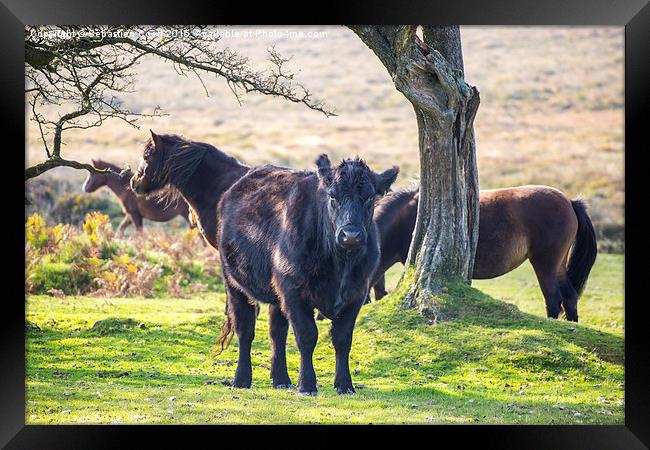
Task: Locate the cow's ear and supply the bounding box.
[315,153,333,186]
[150,130,165,151]
[91,158,98,166]
[374,166,399,195]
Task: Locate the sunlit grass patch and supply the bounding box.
[26,255,623,424]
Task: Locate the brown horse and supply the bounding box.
[82,159,191,236]
[372,186,597,322]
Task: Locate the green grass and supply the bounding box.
[25,254,623,424]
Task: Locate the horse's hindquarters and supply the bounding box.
[473,229,529,279]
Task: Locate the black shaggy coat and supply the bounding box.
[216,157,398,394]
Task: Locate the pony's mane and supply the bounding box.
[148,133,243,206]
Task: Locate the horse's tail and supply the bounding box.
[214,302,234,356]
[567,198,598,297]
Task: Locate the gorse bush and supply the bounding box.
[597,222,624,254]
[25,212,222,297]
[83,211,114,244]
[26,213,50,250]
[26,213,69,251]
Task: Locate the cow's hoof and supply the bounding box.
[335,384,356,395]
[297,388,318,396]
[232,380,252,389]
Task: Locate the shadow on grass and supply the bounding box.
[446,283,623,363]
[356,282,623,388]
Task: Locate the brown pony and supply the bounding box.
[82,159,191,236]
[128,132,250,250]
[372,186,597,322]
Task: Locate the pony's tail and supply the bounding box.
[567,198,598,297]
[213,303,234,356]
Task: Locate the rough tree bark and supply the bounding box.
[350,26,480,322]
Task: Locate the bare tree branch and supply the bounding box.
[25,156,124,181]
[25,25,335,181]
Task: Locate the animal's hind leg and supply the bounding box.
[269,304,292,388]
[227,284,256,388]
[559,275,579,322]
[130,212,143,233]
[116,216,132,238]
[531,265,563,319]
[373,274,387,301]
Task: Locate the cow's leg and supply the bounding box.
[330,301,363,394]
[269,303,292,388]
[227,284,256,388]
[284,300,318,395]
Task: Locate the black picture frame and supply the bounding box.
[4,0,649,448]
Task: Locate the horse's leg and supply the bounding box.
[330,301,363,394]
[531,260,563,319]
[227,285,256,388]
[116,216,132,238]
[559,275,579,322]
[268,303,292,388]
[373,274,388,301]
[285,300,318,395]
[130,211,144,234]
[556,250,579,322]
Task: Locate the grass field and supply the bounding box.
[25,254,624,424]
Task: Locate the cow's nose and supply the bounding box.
[337,226,363,249]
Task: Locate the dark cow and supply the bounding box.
[215,155,398,394]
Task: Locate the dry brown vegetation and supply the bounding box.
[26,26,623,237]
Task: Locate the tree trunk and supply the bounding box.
[351,26,480,322]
